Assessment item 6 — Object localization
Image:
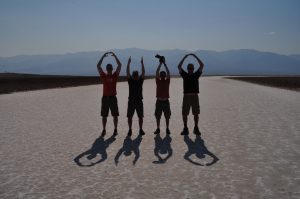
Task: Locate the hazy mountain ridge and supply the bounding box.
[290,54,300,61]
[0,48,300,75]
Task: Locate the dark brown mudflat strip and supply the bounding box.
[0,73,131,94]
[226,76,300,91]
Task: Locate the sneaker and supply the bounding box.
[166,128,171,135]
[139,129,145,136]
[180,127,189,135]
[113,129,118,136]
[193,126,201,135]
[127,129,132,137]
[101,129,106,137]
[154,128,160,134]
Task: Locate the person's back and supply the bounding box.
[180,69,201,94]
[128,76,144,100]
[156,77,170,99]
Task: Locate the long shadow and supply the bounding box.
[153,134,173,164]
[74,134,116,167]
[183,134,219,166]
[114,134,143,166]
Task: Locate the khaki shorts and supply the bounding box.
[182,95,200,116]
[101,96,119,117]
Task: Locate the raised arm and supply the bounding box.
[105,135,116,146]
[178,54,189,73]
[126,56,131,79]
[191,54,204,72]
[156,62,162,78]
[73,150,91,167]
[92,152,107,165]
[164,148,173,162]
[163,62,170,79]
[184,151,204,166]
[114,148,124,166]
[141,57,145,79]
[110,52,122,74]
[96,52,108,75]
[205,151,219,166]
[133,148,140,165]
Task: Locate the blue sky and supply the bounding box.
[0,0,299,57]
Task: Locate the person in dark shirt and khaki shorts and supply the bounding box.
[178,53,204,135]
[154,57,171,135]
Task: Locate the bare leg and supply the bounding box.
[139,117,143,130]
[102,117,107,130]
[156,117,160,129]
[166,117,170,129]
[113,116,118,130]
[183,115,188,128]
[154,117,161,134]
[128,117,133,130]
[194,115,199,127]
[139,117,145,135]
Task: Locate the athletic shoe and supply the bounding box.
[193,126,201,135]
[101,129,106,137]
[154,128,160,134]
[181,127,189,135]
[113,129,118,136]
[166,128,171,135]
[139,129,145,136]
[127,129,132,137]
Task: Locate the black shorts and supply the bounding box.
[127,99,144,118]
[182,95,200,116]
[101,96,119,117]
[155,99,171,119]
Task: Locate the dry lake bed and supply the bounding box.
[0,77,299,199]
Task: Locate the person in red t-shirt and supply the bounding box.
[154,57,171,135]
[96,52,122,137]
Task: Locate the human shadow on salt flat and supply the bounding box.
[183,134,219,166]
[114,134,143,166]
[153,134,173,164]
[74,134,116,167]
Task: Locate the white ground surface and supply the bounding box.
[0,77,300,199]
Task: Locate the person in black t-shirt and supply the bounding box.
[126,56,145,136]
[178,53,204,135]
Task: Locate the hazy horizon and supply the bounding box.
[1,0,300,57]
[1,48,300,76]
[1,47,299,58]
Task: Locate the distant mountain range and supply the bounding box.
[0,48,300,76]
